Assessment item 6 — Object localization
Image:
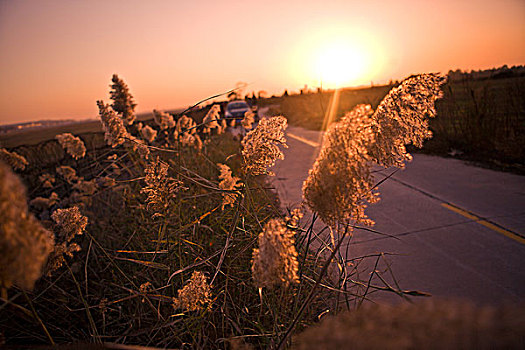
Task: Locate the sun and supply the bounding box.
[287,27,386,90]
[315,42,366,88]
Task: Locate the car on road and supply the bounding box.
[224,100,257,125]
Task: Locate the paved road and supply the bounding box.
[271,125,525,305]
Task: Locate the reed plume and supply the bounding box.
[369,73,447,168]
[202,105,221,134]
[141,157,184,218]
[251,218,299,289]
[46,206,88,275]
[0,148,28,171]
[30,192,60,211]
[241,111,255,129]
[0,161,54,291]
[39,173,55,188]
[56,165,78,183]
[110,74,137,125]
[302,104,377,226]
[241,116,288,176]
[139,125,158,143]
[153,109,176,130]
[173,271,212,312]
[97,100,130,148]
[303,74,446,226]
[55,133,86,160]
[176,114,196,135]
[217,163,243,210]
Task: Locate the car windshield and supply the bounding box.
[227,102,249,110]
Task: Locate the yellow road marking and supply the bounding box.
[287,132,320,147]
[441,203,525,244]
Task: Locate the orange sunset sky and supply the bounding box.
[0,0,524,125]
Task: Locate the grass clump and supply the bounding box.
[2,72,510,349]
[0,75,350,348]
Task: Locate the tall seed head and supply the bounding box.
[251,218,299,289]
[141,157,184,218]
[46,206,88,275]
[176,114,196,135]
[303,104,378,226]
[153,109,176,130]
[241,116,288,176]
[55,133,86,160]
[217,163,243,210]
[56,165,78,183]
[0,161,54,290]
[202,105,221,134]
[140,125,158,143]
[303,74,447,227]
[110,74,136,125]
[173,271,212,312]
[369,73,447,168]
[0,148,28,171]
[241,110,255,129]
[97,100,130,147]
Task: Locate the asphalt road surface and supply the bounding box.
[271,125,525,305]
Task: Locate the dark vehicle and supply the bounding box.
[224,101,258,123]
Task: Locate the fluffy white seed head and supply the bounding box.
[241,116,288,176]
[110,74,136,125]
[140,125,158,143]
[251,218,299,289]
[217,163,243,210]
[55,133,86,160]
[0,161,54,290]
[369,73,447,168]
[202,105,221,134]
[241,111,255,130]
[153,109,176,130]
[303,104,378,226]
[0,148,28,171]
[173,271,212,312]
[97,100,130,147]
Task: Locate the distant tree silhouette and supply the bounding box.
[257,90,268,99]
[300,85,309,94]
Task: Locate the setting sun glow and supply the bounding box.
[288,27,387,91]
[315,43,366,88]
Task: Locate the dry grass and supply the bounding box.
[0,76,364,349]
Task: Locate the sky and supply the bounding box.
[0,0,524,124]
